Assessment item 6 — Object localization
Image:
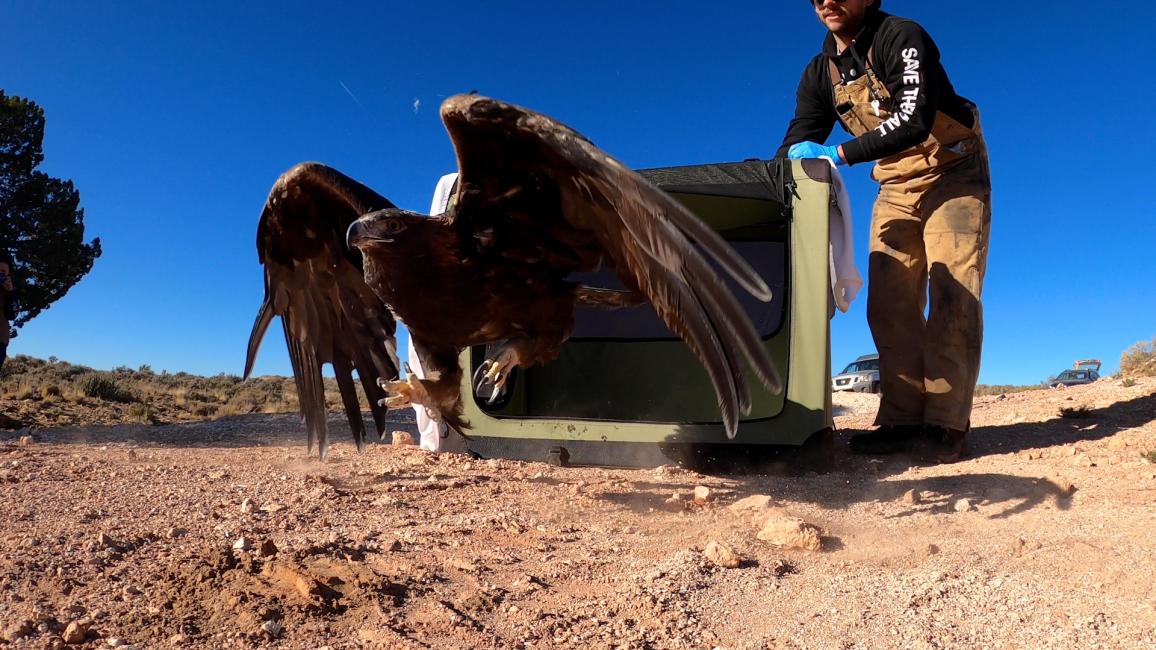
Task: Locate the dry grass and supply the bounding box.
[1059,405,1093,419]
[0,355,364,425]
[1120,337,1156,378]
[974,383,1046,397]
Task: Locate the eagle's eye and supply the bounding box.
[384,219,407,234]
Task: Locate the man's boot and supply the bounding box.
[915,424,969,463]
[847,424,923,455]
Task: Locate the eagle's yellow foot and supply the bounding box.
[472,345,520,405]
[377,375,437,415]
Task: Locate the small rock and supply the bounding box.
[926,544,940,555]
[260,620,282,637]
[901,489,921,505]
[728,494,775,513]
[1107,437,1129,451]
[232,536,251,551]
[240,498,255,514]
[62,620,88,644]
[693,486,714,504]
[953,498,974,513]
[97,532,118,549]
[169,633,187,646]
[768,559,794,576]
[662,492,686,512]
[106,638,128,647]
[18,435,34,446]
[258,539,278,557]
[512,574,542,592]
[391,431,416,446]
[122,584,142,597]
[703,540,741,568]
[756,509,823,552]
[3,620,34,642]
[165,527,186,539]
[384,539,402,552]
[1010,537,1029,556]
[1070,454,1095,468]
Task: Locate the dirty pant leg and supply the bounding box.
[922,155,991,430]
[867,181,931,427]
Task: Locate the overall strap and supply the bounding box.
[826,45,879,89]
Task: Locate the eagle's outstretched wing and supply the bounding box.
[245,162,400,458]
[440,95,782,438]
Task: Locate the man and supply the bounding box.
[0,258,16,371]
[408,172,469,454]
[777,0,991,462]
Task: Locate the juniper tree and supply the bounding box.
[0,90,101,336]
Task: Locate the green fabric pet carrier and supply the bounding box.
[459,159,837,468]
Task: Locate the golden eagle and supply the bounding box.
[245,94,781,458]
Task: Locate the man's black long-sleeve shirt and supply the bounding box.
[775,11,975,165]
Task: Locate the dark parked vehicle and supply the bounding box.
[1049,368,1100,388]
[832,354,880,394]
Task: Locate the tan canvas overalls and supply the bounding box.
[830,50,991,431]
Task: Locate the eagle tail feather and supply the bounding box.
[243,298,276,380]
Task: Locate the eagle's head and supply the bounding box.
[346,209,429,251]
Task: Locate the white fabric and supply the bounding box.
[429,172,459,215]
[823,159,863,313]
[407,335,468,454]
[410,172,468,453]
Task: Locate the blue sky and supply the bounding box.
[3,1,1154,385]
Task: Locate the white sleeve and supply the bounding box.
[428,172,459,216]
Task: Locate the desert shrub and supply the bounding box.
[39,384,61,399]
[975,384,1045,397]
[1120,377,1138,388]
[1144,450,1156,464]
[1120,337,1156,377]
[1059,405,1092,419]
[9,382,37,401]
[127,402,157,424]
[80,375,136,403]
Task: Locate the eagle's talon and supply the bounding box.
[378,376,433,413]
[472,348,517,403]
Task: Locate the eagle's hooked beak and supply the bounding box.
[346,217,392,250]
[346,218,367,250]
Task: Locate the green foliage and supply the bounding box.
[81,375,136,403]
[1144,450,1156,464]
[1120,377,1137,388]
[0,90,101,335]
[1119,337,1156,378]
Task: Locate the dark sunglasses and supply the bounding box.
[812,0,849,5]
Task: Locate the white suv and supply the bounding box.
[832,354,880,394]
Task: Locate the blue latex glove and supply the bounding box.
[787,141,844,165]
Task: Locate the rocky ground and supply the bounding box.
[0,378,1154,649]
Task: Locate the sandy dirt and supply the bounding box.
[1,378,1154,649]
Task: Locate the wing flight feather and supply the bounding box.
[245,162,400,457]
[441,96,782,438]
